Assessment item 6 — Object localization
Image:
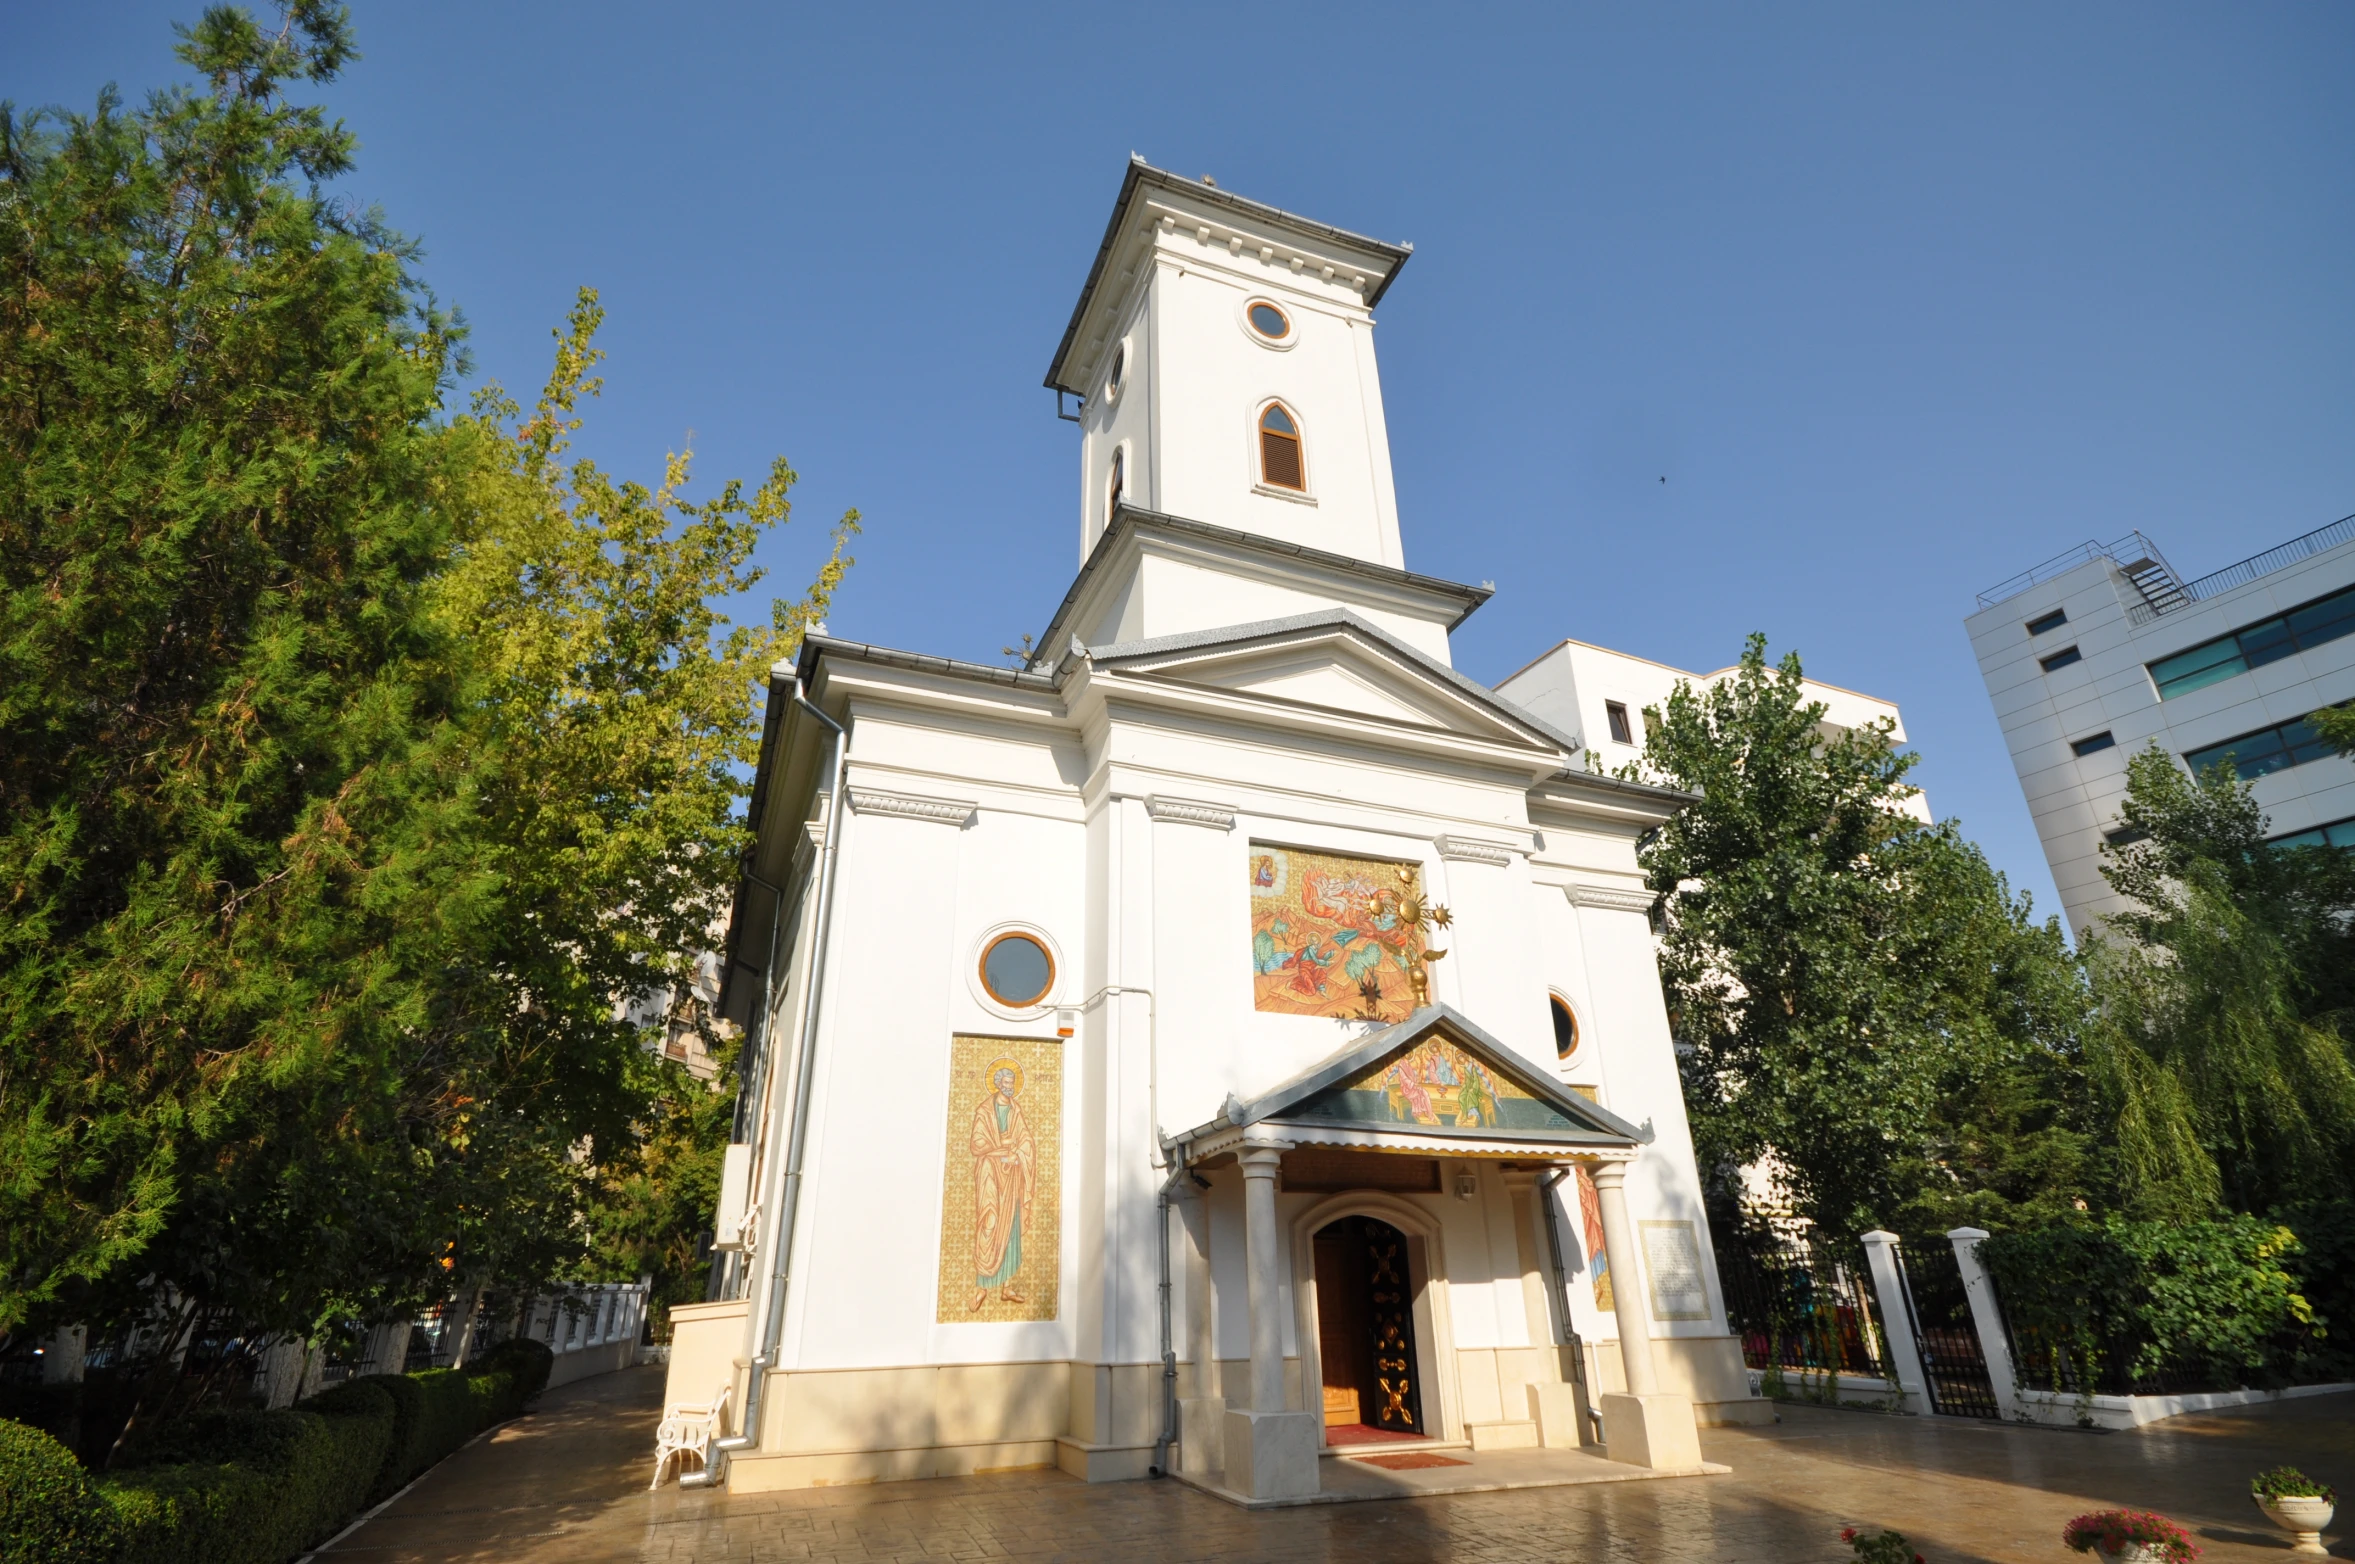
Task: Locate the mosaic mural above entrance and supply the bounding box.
[1249,846,1427,1022]
[935,1035,1062,1323]
[1293,1032,1588,1133]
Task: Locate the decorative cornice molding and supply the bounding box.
[1434,835,1514,867]
[846,787,976,827]
[1564,882,1656,913]
[1144,795,1236,831]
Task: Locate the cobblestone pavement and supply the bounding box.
[319,1365,2353,1563]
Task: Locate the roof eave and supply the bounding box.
[1044,158,1413,396]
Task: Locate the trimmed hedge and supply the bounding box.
[1,1333,557,1563]
[104,1381,394,1564]
[0,1417,121,1563]
[473,1337,554,1405]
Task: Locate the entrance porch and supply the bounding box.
[1163,1005,1715,1505]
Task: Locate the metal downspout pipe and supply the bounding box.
[1148,1154,1189,1478]
[1539,1166,1603,1443]
[708,685,848,1474]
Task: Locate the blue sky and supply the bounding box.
[17,2,2355,925]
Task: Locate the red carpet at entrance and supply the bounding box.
[1355,1452,1471,1470]
[1324,1424,1423,1446]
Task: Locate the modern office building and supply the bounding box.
[1967,513,2355,938]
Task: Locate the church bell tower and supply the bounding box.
[1045,160,1416,574]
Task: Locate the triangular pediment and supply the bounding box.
[1091,612,1575,756]
[1208,1005,1644,1148]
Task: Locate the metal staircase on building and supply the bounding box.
[2116,551,2187,616]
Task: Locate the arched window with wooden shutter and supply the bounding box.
[1106,446,1124,520]
[1258,402,1304,491]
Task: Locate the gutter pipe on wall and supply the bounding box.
[1538,1166,1603,1443]
[710,684,848,1473]
[1148,1155,1191,1479]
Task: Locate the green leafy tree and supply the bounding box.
[1,1,473,1344]
[1,3,858,1400]
[2088,748,2355,1219]
[1633,635,2094,1239]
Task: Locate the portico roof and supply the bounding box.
[1167,1005,1648,1165]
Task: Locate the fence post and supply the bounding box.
[1945,1228,2019,1419]
[1857,1232,1928,1415]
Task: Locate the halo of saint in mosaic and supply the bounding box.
[1249,846,1429,1021]
[936,1035,1062,1323]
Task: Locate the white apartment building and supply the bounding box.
[1496,639,1931,824]
[1967,514,2355,939]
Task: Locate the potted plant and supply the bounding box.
[2251,1467,2336,1555]
[2061,1510,2200,1563]
[1839,1526,1924,1564]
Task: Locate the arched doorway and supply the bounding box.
[1312,1214,1425,1442]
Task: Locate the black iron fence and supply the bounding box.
[1891,1240,2002,1419]
[1718,1238,1889,1389]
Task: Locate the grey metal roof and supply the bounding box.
[1034,505,1491,656]
[1045,157,1415,396]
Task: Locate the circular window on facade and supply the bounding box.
[980,932,1055,1008]
[1106,345,1124,402]
[1550,994,1581,1061]
[1246,300,1290,340]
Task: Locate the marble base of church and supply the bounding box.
[1221,1407,1322,1500]
[1600,1390,1706,1471]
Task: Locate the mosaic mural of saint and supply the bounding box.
[1249,847,1426,1021]
[936,1035,1061,1323]
[967,1058,1035,1311]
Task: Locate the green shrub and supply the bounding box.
[0,1416,121,1564]
[102,1384,393,1564]
[2273,1196,2355,1379]
[1981,1214,2320,1392]
[405,1369,479,1477]
[463,1369,514,1432]
[471,1337,553,1405]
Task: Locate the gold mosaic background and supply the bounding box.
[1249,845,1425,1021]
[935,1034,1062,1323]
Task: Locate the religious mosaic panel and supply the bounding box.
[1249,846,1426,1021]
[1292,1033,1586,1132]
[935,1035,1062,1323]
[1575,1161,1615,1312]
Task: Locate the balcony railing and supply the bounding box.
[2124,511,2355,626]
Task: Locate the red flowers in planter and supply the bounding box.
[1841,1526,1925,1564]
[2062,1510,2200,1562]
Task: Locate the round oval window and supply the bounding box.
[981,932,1054,1007]
[1550,995,1580,1060]
[1247,301,1289,339]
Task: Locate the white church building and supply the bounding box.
[659,158,1765,1504]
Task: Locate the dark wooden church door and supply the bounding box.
[1313,1215,1424,1435]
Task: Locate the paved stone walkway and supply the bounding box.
[319,1364,2352,1562]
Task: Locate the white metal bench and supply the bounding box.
[649,1383,731,1489]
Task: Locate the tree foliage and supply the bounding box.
[2086,747,2355,1220]
[0,3,857,1360]
[1633,635,2093,1239]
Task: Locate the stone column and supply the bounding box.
[1947,1227,2021,1419]
[1590,1160,1702,1470]
[1172,1177,1222,1475]
[1221,1139,1319,1500]
[1858,1231,1930,1415]
[1241,1147,1286,1412]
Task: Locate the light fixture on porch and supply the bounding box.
[1453,1170,1478,1201]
